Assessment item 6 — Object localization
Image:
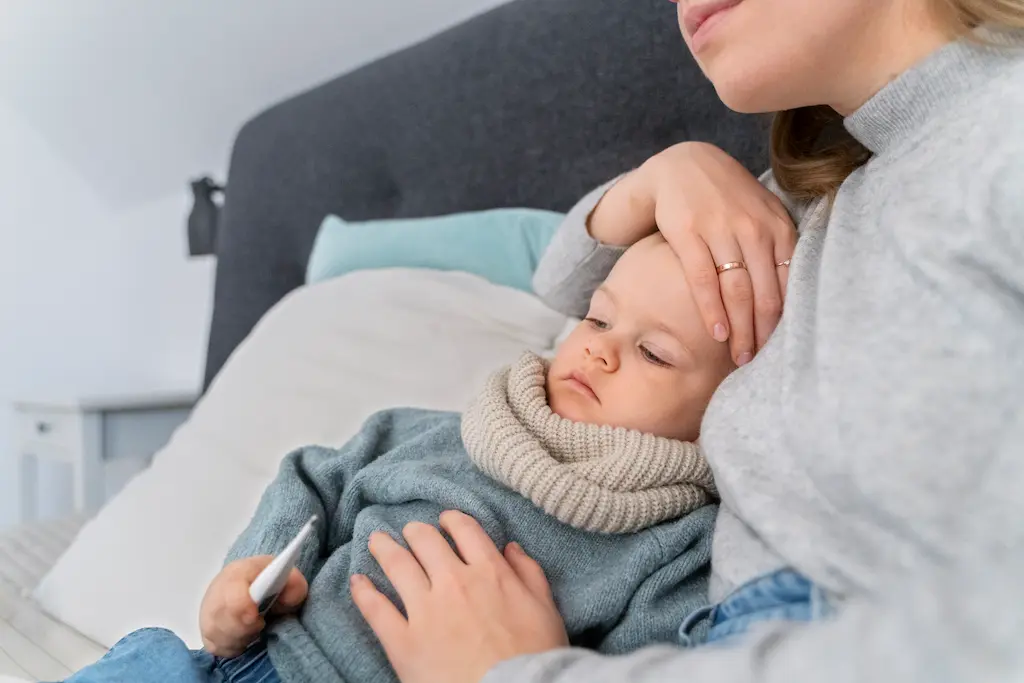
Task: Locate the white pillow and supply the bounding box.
[33,269,567,649]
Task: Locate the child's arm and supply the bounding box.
[222,409,434,579]
[223,430,385,581]
[223,446,341,578]
[196,444,353,656]
[205,410,441,654]
[199,418,390,656]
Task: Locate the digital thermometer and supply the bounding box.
[248,515,318,615]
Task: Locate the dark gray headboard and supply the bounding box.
[203,0,768,389]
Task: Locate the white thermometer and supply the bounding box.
[249,515,318,615]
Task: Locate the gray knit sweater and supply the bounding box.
[226,361,717,683]
[487,31,1024,683]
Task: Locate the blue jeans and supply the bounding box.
[56,627,280,683]
[679,568,833,647]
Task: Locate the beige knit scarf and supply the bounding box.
[461,352,716,534]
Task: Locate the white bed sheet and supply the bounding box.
[0,516,106,681]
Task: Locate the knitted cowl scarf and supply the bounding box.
[461,352,716,534]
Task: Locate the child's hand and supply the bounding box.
[199,556,308,657]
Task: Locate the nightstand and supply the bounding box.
[14,391,196,522]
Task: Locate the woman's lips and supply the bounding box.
[683,0,742,52]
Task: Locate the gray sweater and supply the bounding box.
[226,409,716,683]
[487,32,1024,683]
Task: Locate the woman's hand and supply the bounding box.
[351,511,569,683]
[589,141,797,365]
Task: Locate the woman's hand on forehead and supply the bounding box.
[638,142,796,365]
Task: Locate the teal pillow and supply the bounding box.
[306,208,563,293]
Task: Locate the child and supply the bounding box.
[59,234,736,683]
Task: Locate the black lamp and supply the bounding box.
[187,176,224,257]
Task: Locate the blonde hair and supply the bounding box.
[770,0,1024,202]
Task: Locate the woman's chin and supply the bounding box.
[703,58,800,114]
[712,77,781,114]
[715,90,766,114]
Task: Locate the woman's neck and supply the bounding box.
[829,4,959,115]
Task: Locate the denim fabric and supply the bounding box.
[679,568,832,647]
[56,627,280,683]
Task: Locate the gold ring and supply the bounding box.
[716,261,747,275]
[776,259,792,267]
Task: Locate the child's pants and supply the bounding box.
[52,627,280,683]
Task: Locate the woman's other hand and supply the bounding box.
[589,141,797,365]
[352,511,569,683]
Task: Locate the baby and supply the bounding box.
[60,234,735,683]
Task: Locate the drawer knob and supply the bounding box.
[36,421,51,435]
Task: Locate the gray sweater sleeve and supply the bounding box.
[532,176,628,318]
[483,408,1024,683]
[225,412,435,579]
[225,444,357,581]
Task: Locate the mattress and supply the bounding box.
[0,516,106,681]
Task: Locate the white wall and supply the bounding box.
[0,0,509,529]
[0,0,510,208]
[0,102,215,525]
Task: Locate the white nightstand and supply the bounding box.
[14,391,196,522]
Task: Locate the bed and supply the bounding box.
[0,0,765,679]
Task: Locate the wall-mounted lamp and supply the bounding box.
[187,176,224,257]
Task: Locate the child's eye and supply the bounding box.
[585,317,609,330]
[640,345,670,367]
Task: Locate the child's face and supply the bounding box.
[547,235,736,441]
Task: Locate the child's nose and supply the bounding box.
[585,338,620,371]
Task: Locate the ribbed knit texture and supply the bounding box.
[226,409,716,683]
[843,26,1022,156]
[462,352,715,534]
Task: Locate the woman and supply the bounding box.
[351,0,1024,681]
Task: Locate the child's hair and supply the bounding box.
[770,0,1024,202]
